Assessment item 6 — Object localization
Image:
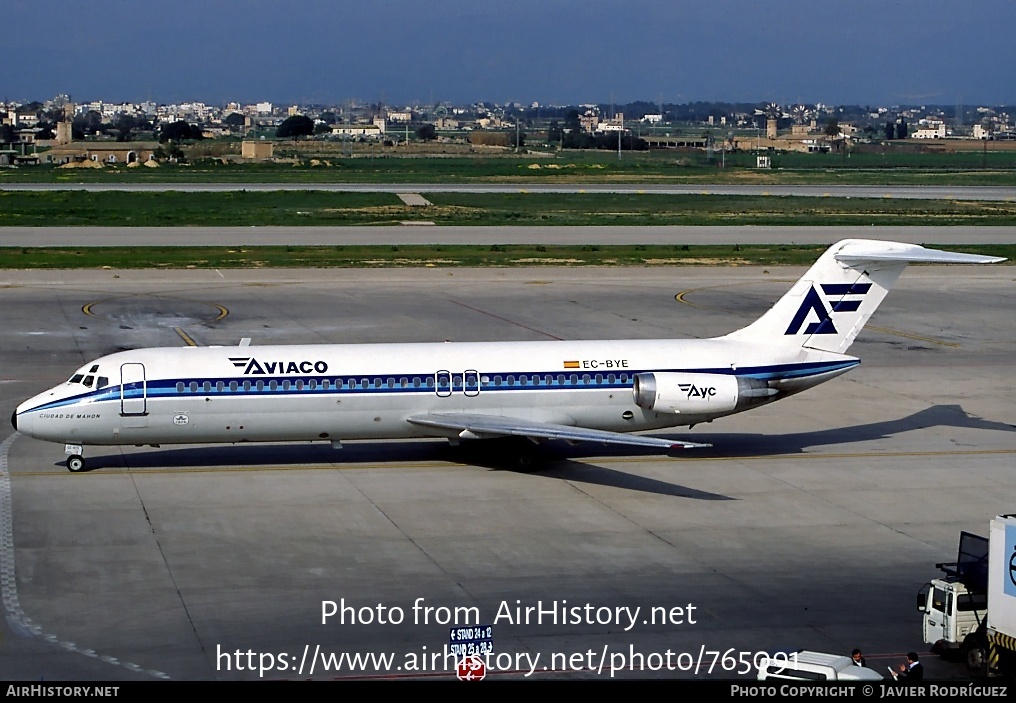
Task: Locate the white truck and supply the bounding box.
[756,651,882,681]
[918,515,1016,677]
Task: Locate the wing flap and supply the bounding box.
[406,413,710,450]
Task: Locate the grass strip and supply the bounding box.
[3,191,1016,227]
[2,244,1012,269]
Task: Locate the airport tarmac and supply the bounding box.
[3,224,1016,248]
[3,182,1016,201]
[1,264,1014,680]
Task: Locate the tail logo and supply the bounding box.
[785,283,871,335]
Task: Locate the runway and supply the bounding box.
[4,224,1016,247]
[1,265,1014,680]
[2,182,1016,200]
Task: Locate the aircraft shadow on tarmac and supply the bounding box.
[65,404,1013,501]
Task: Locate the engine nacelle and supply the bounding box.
[632,372,776,415]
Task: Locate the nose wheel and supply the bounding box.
[64,444,86,472]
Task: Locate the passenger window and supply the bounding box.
[190,381,199,392]
[216,381,225,391]
[243,381,251,391]
[202,381,212,392]
[177,382,185,393]
[229,381,239,391]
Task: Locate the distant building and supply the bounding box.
[43,143,158,165]
[599,114,624,132]
[911,122,946,139]
[241,140,274,159]
[330,124,382,139]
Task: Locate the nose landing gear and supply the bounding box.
[65,444,86,472]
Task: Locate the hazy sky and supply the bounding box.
[4,0,1014,107]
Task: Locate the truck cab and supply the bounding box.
[918,577,987,652]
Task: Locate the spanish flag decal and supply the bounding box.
[563,361,580,369]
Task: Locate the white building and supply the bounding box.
[911,122,946,139]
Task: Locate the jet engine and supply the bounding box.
[632,372,777,414]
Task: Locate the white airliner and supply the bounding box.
[11,239,1004,472]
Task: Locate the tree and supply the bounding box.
[223,112,246,128]
[564,109,581,134]
[415,123,437,141]
[158,120,203,143]
[276,115,314,139]
[823,118,840,138]
[885,121,896,140]
[547,119,563,144]
[114,114,137,142]
[896,120,908,140]
[73,110,103,138]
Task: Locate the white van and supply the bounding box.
[757,650,883,681]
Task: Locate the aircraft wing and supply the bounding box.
[406,413,711,450]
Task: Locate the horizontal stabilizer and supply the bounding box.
[834,241,1005,266]
[407,413,711,451]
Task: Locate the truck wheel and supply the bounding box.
[964,635,988,678]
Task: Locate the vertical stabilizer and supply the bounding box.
[723,239,1004,354]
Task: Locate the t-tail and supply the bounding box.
[724,239,1004,354]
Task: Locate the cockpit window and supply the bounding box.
[82,375,94,388]
[96,376,109,389]
[89,365,99,373]
[69,374,84,384]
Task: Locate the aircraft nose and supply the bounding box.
[10,410,16,431]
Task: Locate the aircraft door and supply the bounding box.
[435,370,452,398]
[120,362,148,416]
[464,369,480,397]
[435,370,480,398]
